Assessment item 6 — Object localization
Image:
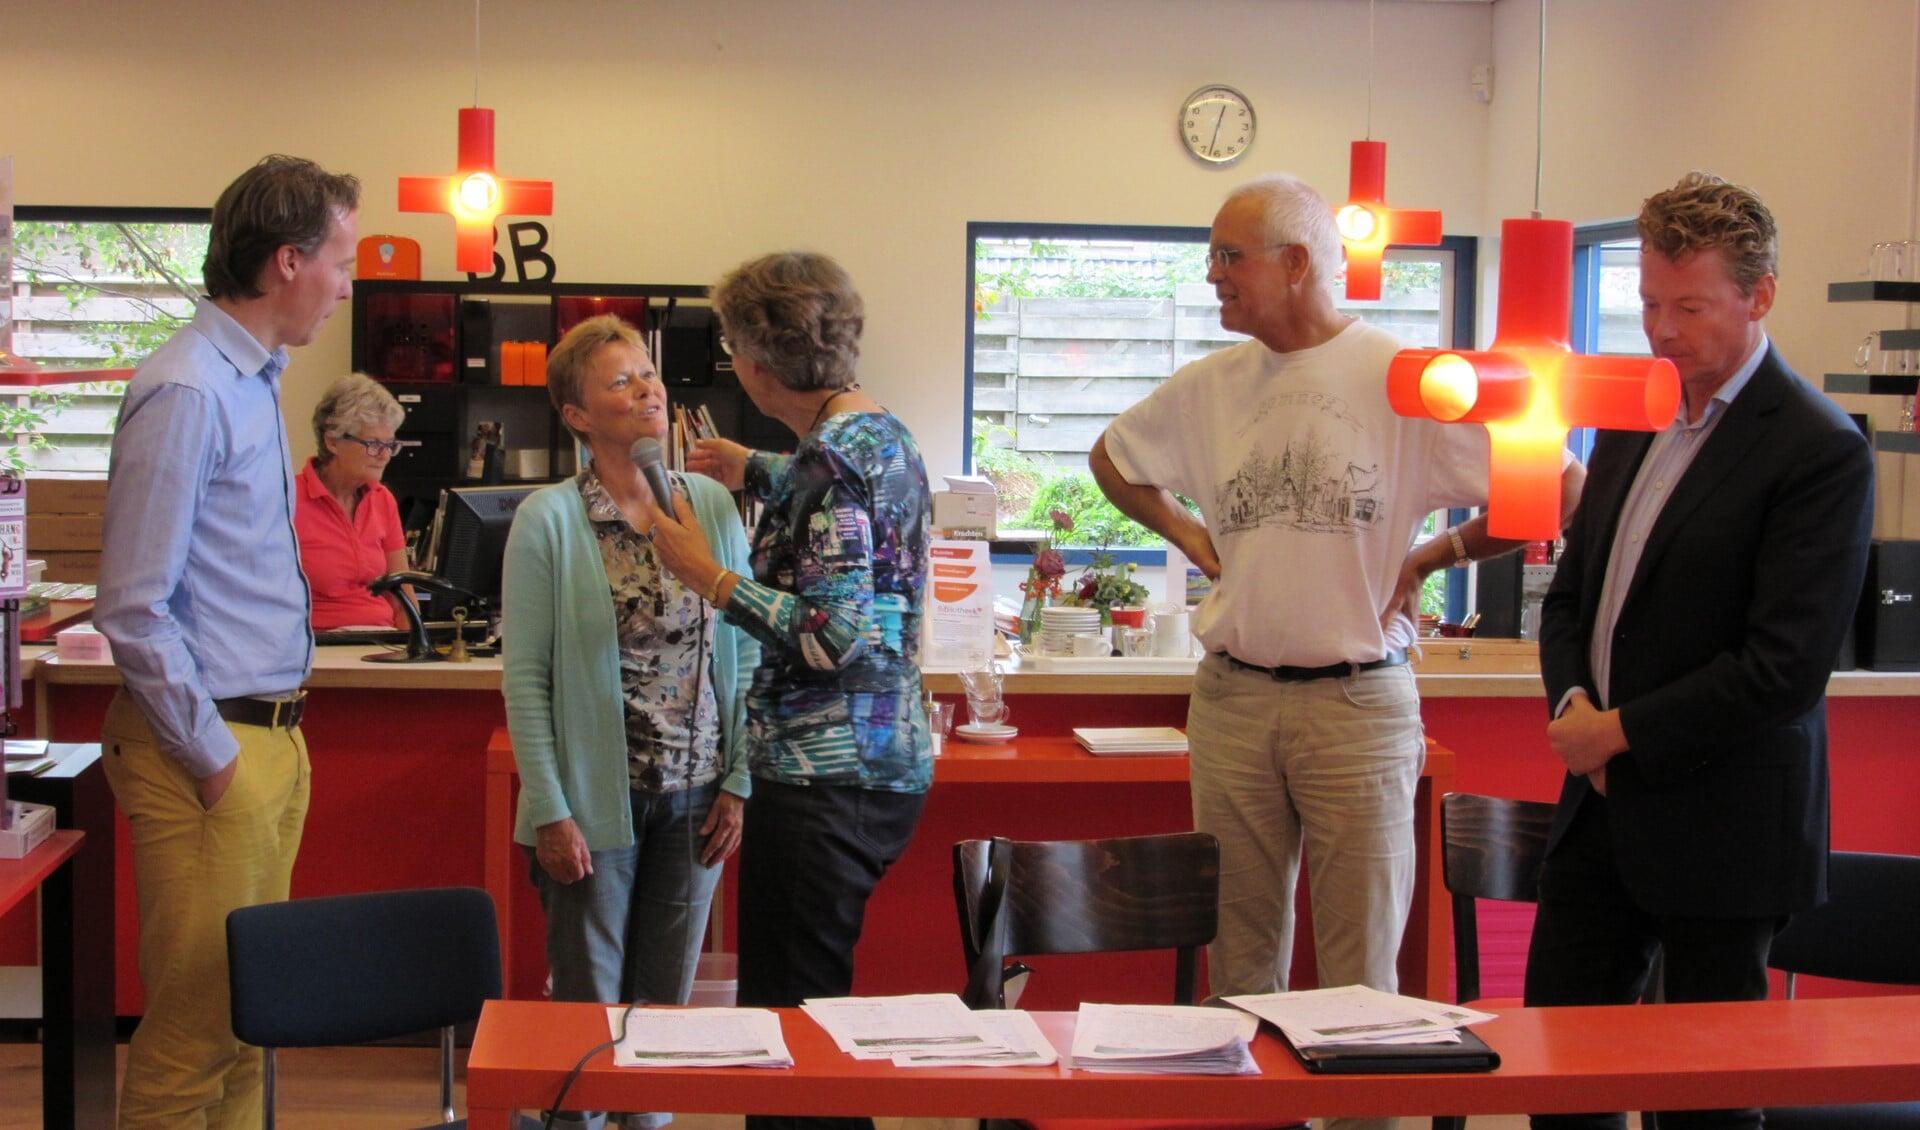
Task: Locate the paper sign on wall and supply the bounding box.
[922,539,994,669]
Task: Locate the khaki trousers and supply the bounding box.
[101,691,310,1130]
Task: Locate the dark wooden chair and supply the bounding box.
[953,833,1304,1130]
[1434,793,1554,1130]
[1440,792,1556,1004]
[1437,793,1672,1130]
[1763,851,1920,1128]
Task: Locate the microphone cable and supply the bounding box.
[541,1000,637,1130]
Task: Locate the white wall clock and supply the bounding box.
[1180,85,1255,166]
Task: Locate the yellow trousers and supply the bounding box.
[101,692,310,1130]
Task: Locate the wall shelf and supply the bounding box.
[1825,373,1920,396]
[1873,430,1920,456]
[1829,281,1920,303]
[1826,279,1920,458]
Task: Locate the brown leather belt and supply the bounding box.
[1222,650,1409,682]
[214,693,307,730]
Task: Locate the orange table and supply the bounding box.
[0,830,98,1130]
[484,731,1454,1004]
[465,996,1920,1127]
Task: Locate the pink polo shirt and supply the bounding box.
[295,458,406,629]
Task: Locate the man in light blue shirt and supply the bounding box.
[94,155,360,1130]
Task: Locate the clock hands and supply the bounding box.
[1207,105,1227,159]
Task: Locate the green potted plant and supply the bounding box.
[1065,539,1150,628]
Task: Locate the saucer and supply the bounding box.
[956,723,1019,744]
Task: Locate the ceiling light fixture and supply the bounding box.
[1338,0,1442,301]
[397,0,552,274]
[1385,0,1678,539]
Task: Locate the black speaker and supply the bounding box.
[1855,540,1920,671]
[659,305,717,387]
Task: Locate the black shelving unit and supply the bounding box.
[351,279,788,536]
[1823,280,1920,451]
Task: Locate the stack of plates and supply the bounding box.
[1037,606,1102,656]
[1072,727,1190,756]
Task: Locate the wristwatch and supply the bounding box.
[1446,526,1471,569]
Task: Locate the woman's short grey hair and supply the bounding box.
[1225,174,1344,289]
[711,251,864,392]
[311,373,403,465]
[546,314,649,441]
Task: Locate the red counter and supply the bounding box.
[19,651,1920,1017]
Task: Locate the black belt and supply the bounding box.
[1221,650,1409,682]
[214,693,307,730]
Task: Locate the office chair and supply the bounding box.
[953,832,1305,1130]
[227,886,505,1130]
[1762,851,1920,1129]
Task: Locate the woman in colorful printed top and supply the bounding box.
[502,315,759,1130]
[650,253,931,1128]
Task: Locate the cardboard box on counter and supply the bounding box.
[932,475,997,537]
[27,513,104,552]
[1409,637,1538,674]
[24,474,109,515]
[0,801,54,859]
[36,551,102,584]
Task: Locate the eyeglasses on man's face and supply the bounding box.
[1204,242,1296,271]
[340,434,404,457]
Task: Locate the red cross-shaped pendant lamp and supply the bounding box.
[1335,140,1443,301]
[398,107,553,274]
[1387,218,1680,540]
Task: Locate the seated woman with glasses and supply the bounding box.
[295,373,413,630]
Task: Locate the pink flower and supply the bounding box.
[1050,509,1074,534]
[1034,548,1066,578]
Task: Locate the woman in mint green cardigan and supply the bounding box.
[501,316,757,1129]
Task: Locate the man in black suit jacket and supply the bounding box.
[1525,173,1876,1130]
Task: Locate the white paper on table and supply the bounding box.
[891,1009,1059,1067]
[606,1006,793,1068]
[1224,986,1495,1048]
[1068,1003,1259,1074]
[802,993,1007,1060]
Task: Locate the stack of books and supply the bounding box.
[1072,727,1189,756]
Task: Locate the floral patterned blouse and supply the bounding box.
[724,409,932,793]
[579,470,721,793]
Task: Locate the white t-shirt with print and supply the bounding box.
[1103,319,1490,668]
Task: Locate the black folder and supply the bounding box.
[1282,1027,1500,1074]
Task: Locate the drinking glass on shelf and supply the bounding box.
[966,697,1009,728]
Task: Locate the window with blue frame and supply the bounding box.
[1568,220,1647,463]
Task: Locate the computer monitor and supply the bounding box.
[433,485,537,613]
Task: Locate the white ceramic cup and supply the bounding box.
[1152,606,1192,657]
[1071,633,1111,657]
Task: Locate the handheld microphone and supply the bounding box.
[629,437,676,516]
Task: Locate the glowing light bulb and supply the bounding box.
[458,172,499,214]
[1419,354,1479,421]
[1336,203,1379,242]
